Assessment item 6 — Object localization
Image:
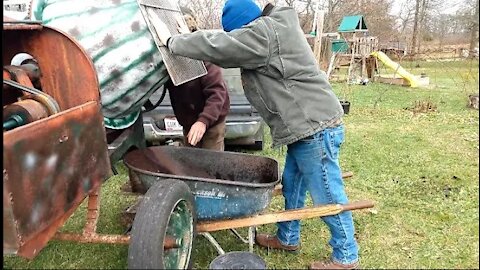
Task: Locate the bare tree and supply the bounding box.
[397,0,416,35]
[411,0,421,54]
[426,0,478,49]
[431,13,454,48]
[295,0,315,30]
[469,0,479,54]
[324,0,396,40]
[178,0,223,29]
[408,0,444,53]
[416,0,429,52]
[176,0,402,45]
[325,0,345,32]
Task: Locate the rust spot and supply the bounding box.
[131,21,140,32]
[102,34,115,47]
[68,27,81,38]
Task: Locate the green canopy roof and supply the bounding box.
[338,15,368,32]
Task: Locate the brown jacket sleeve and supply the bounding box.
[197,62,229,129]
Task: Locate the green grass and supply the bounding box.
[3,60,479,269]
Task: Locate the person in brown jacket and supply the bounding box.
[165,7,230,151]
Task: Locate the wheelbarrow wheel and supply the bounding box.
[128,179,196,269]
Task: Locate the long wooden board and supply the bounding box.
[196,200,374,232]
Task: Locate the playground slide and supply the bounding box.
[371,51,419,88]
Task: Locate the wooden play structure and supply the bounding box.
[313,15,427,88]
[322,15,379,83]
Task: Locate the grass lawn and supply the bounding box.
[3,59,479,269]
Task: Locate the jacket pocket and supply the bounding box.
[242,77,290,139]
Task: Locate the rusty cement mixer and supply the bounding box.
[3,19,112,259]
[3,18,197,269]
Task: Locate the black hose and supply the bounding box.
[142,86,167,113]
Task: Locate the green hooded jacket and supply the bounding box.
[169,5,343,147]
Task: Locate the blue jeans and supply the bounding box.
[276,124,359,265]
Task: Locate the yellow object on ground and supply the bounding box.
[371,51,419,88]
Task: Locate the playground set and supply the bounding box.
[310,14,429,88]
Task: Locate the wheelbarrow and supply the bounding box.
[123,146,375,258]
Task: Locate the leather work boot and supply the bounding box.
[309,260,359,270]
[255,234,300,253]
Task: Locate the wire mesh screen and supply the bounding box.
[137,0,207,86]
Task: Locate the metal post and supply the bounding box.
[248,226,256,253]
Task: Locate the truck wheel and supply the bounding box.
[128,179,196,269]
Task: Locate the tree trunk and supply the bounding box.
[411,0,421,55]
[469,0,479,57]
[326,0,334,32]
[417,0,428,54]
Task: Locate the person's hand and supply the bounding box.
[147,9,172,46]
[187,121,206,146]
[176,15,190,34]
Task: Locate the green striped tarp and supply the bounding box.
[32,0,170,129]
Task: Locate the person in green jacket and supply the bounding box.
[151,1,359,269]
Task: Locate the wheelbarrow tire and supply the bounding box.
[128,179,196,269]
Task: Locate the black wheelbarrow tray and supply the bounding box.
[124,146,281,221]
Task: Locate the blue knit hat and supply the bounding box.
[221,0,262,32]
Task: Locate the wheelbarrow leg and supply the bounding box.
[248,226,256,253]
[229,227,256,253]
[230,229,249,244]
[200,232,225,255]
[84,188,101,235]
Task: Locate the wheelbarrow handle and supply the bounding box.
[197,200,375,232]
[341,200,375,211]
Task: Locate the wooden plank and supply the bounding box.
[375,75,408,86]
[196,200,374,233]
[326,53,336,79]
[347,32,357,79]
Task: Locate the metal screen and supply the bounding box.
[137,0,207,86]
